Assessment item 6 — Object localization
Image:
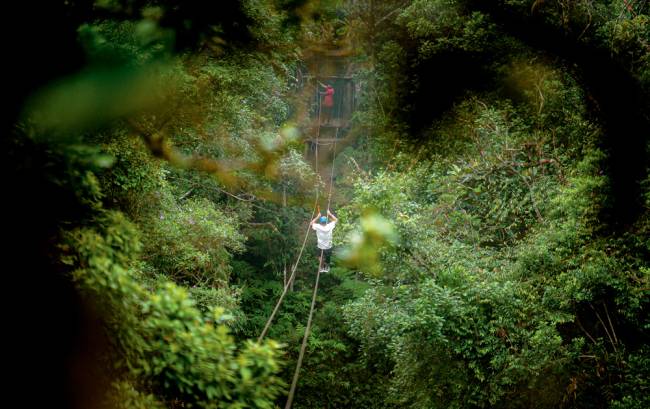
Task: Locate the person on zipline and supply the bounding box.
[310,208,338,272]
[319,82,335,124]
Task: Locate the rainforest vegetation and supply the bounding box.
[4,1,650,408]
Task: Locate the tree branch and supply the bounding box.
[179,188,194,201]
[589,302,618,352]
[576,315,597,345]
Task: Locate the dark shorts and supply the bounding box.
[317,247,332,266]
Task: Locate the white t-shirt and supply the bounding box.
[312,221,336,249]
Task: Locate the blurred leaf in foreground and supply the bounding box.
[338,209,398,276]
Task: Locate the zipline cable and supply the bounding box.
[327,129,338,213]
[326,89,343,213]
[258,80,324,342]
[257,198,317,342]
[284,254,322,409]
[257,74,343,408]
[286,81,343,409]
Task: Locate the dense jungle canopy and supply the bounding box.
[4,1,650,408]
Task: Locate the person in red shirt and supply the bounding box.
[320,82,335,124]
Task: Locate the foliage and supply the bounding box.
[6,0,650,408]
[334,1,650,408]
[62,211,285,408]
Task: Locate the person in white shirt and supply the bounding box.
[310,209,338,272]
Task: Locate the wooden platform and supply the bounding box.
[305,138,340,143]
[305,119,350,129]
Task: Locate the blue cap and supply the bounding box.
[319,216,327,223]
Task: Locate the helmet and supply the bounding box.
[319,216,327,223]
